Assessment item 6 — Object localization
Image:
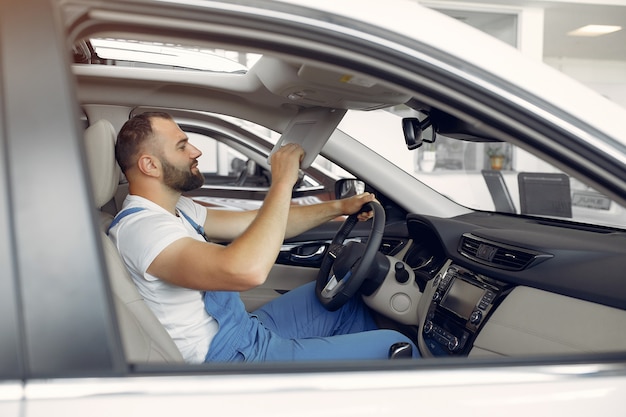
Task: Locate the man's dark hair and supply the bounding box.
[115,112,173,173]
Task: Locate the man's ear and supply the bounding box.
[137,154,160,178]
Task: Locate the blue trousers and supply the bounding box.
[204,281,418,362]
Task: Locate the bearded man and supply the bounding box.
[109,112,417,363]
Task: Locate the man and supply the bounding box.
[110,112,417,363]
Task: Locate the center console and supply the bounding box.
[423,263,510,356]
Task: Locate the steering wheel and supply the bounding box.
[316,201,385,311]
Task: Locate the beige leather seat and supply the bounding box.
[84,119,184,363]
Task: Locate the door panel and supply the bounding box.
[241,265,318,311]
[241,221,373,310]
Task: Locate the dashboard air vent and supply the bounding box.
[459,233,551,271]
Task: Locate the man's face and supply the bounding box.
[160,155,205,192]
[151,118,204,192]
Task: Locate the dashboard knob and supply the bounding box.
[470,310,482,324]
[423,321,433,334]
[394,262,410,283]
[448,337,459,351]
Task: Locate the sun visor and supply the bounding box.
[268,107,346,168]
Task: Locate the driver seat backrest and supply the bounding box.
[84,119,184,363]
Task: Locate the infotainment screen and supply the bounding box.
[440,278,486,319]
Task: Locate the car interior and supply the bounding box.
[68,5,626,365]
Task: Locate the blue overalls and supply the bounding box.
[204,281,418,362]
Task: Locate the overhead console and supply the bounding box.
[423,263,511,356]
[252,56,411,110]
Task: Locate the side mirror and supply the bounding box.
[402,116,436,150]
[335,178,365,199]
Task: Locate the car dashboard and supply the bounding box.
[367,212,626,358]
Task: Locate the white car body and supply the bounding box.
[1,0,625,415]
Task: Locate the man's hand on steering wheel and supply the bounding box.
[339,192,377,221]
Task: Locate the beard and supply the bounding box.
[160,157,205,192]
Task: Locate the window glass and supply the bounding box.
[187,132,252,185]
[188,133,245,176]
[85,38,261,73]
[185,124,335,192]
[340,109,626,229]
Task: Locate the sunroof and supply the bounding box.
[88,38,260,74]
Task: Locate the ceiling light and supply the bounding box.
[567,25,622,37]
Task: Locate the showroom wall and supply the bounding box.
[421,0,626,109]
[544,57,626,108]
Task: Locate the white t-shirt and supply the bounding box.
[110,195,219,363]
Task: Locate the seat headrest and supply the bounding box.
[84,119,121,209]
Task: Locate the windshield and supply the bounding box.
[340,109,626,230]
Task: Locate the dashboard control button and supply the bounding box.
[448,337,459,351]
[423,321,433,334]
[470,310,482,324]
[394,262,410,283]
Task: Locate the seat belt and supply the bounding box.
[108,206,208,242]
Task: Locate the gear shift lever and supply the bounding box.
[389,342,412,359]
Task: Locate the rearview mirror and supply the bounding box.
[335,178,365,199]
[402,116,435,150]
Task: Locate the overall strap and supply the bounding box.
[107,207,146,234]
[107,206,208,242]
[179,209,209,242]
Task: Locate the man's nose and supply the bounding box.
[189,143,202,158]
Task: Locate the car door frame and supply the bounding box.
[0,6,24,415]
[3,0,625,415]
[0,0,125,379]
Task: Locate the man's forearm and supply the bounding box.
[284,200,343,238]
[284,193,376,239]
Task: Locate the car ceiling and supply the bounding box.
[73,39,502,146]
[74,47,412,129]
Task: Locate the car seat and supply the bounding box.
[84,119,184,363]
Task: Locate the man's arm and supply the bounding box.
[147,143,302,292]
[283,192,375,238]
[202,192,375,242]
